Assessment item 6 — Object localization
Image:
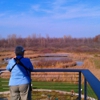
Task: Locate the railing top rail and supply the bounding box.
[82,70,100,99]
[32,68,87,72]
[0,68,87,73]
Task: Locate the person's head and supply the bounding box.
[15,46,25,56]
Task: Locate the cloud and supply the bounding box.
[31,4,40,11]
[0,13,5,17]
[3,0,99,20]
[0,0,100,30]
[47,1,100,19]
[31,4,52,14]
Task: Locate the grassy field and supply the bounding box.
[32,81,78,92]
[32,81,97,99]
[0,78,97,99]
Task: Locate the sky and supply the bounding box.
[0,0,100,38]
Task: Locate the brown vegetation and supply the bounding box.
[0,34,100,81]
[0,34,100,53]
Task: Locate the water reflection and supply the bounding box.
[76,61,83,66]
[32,56,83,66]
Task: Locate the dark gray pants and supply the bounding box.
[10,84,31,100]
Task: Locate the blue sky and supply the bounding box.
[0,0,100,38]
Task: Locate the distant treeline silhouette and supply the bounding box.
[0,34,100,52]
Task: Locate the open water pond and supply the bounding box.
[32,53,83,66]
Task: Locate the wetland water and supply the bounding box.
[32,53,83,66]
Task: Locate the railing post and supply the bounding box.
[84,78,87,100]
[79,72,81,100]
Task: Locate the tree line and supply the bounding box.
[0,34,100,53]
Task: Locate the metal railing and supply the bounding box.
[0,68,100,100]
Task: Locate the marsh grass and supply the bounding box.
[92,57,100,69]
[33,58,75,68]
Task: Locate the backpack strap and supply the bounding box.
[9,57,23,72]
[14,58,30,71]
[10,57,31,76]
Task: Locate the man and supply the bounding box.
[6,46,34,100]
